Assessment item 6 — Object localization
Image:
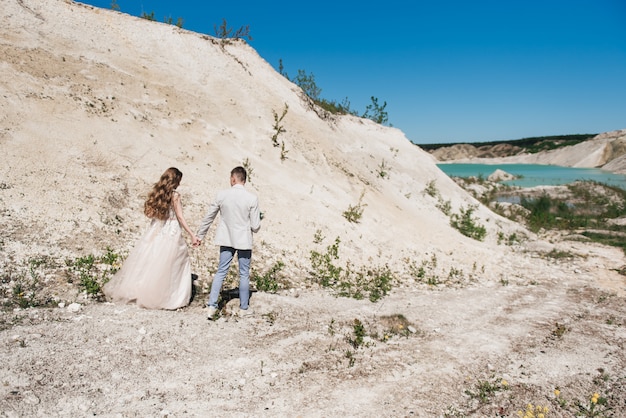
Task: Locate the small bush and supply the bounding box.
[424,180,439,198]
[346,318,367,349]
[310,236,395,301]
[2,257,59,310]
[464,377,509,404]
[377,160,390,179]
[66,247,121,297]
[362,96,388,125]
[450,205,487,241]
[310,237,342,287]
[214,18,252,42]
[343,192,366,223]
[252,261,284,293]
[271,104,288,147]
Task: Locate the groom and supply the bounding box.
[196,166,261,319]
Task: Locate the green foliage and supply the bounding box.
[313,229,325,244]
[310,236,396,301]
[450,205,487,241]
[424,180,439,197]
[214,18,252,42]
[310,237,342,287]
[407,254,438,285]
[497,231,521,245]
[464,377,509,404]
[140,11,155,21]
[271,104,288,147]
[278,59,287,78]
[293,69,321,101]
[317,97,357,116]
[522,194,561,231]
[343,192,366,223]
[574,393,610,417]
[423,180,452,215]
[377,159,390,179]
[2,257,59,310]
[252,261,284,293]
[340,263,394,302]
[66,247,121,297]
[164,16,184,28]
[280,141,289,161]
[242,158,254,183]
[418,133,596,153]
[551,322,569,338]
[362,96,389,125]
[515,182,626,254]
[583,231,626,254]
[346,318,366,349]
[280,63,377,118]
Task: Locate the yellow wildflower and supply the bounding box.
[554,389,560,397]
[591,393,599,404]
[501,379,508,387]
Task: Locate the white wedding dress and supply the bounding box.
[104,201,192,310]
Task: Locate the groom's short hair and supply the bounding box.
[231,166,247,183]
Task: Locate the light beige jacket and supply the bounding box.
[196,184,261,250]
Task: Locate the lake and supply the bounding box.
[437,163,626,190]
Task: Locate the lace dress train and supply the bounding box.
[104,214,192,310]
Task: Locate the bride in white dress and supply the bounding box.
[104,167,200,310]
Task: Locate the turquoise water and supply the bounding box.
[437,163,626,190]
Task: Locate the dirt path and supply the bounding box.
[2,267,624,417]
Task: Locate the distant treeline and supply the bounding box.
[418,134,597,154]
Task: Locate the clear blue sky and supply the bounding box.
[80,0,626,144]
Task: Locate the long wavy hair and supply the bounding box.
[144,167,182,220]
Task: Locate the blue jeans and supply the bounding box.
[207,246,252,310]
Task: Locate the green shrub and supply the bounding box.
[271,104,288,147]
[214,18,252,42]
[3,257,59,310]
[424,180,439,198]
[343,192,366,223]
[310,236,395,301]
[362,96,388,125]
[252,261,284,293]
[377,160,390,179]
[346,318,366,349]
[310,237,342,287]
[66,247,121,297]
[450,205,487,241]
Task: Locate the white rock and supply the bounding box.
[488,169,517,182]
[67,303,82,313]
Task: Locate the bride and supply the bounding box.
[104,167,200,309]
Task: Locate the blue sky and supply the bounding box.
[80,0,626,144]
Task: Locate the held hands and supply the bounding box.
[191,235,201,247]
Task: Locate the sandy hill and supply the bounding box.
[430,130,626,174]
[1,1,625,416]
[1,0,525,281]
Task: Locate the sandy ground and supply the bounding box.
[1,1,625,416]
[2,259,625,417]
